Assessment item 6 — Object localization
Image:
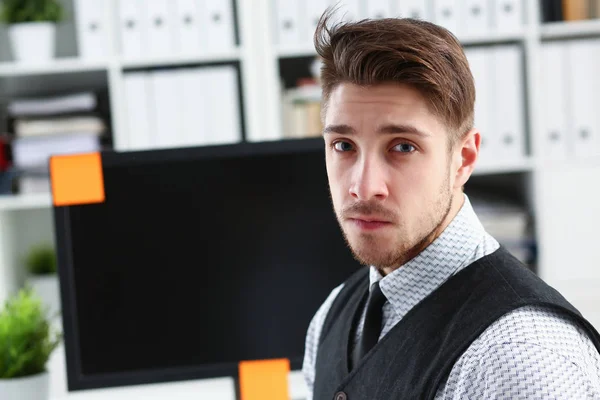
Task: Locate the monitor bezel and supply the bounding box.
[54,137,325,391]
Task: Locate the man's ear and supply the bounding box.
[453,128,480,189]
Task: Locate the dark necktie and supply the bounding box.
[353,281,387,365]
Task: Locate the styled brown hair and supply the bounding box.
[314,10,475,143]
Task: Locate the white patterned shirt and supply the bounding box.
[303,195,600,399]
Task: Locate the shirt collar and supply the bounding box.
[368,194,488,319]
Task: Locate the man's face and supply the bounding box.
[324,82,469,271]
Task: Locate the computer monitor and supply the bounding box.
[53,138,362,391]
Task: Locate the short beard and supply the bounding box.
[374,194,453,271]
[337,174,454,272]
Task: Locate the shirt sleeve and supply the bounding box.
[436,306,600,399]
[440,341,600,399]
[302,283,345,400]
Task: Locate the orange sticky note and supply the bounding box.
[50,152,105,207]
[238,359,290,400]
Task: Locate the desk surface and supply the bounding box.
[48,344,308,400]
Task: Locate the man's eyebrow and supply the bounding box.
[378,124,431,137]
[323,124,356,135]
[323,123,431,137]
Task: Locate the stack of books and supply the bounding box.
[281,81,323,140]
[6,92,108,194]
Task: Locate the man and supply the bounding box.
[303,11,600,400]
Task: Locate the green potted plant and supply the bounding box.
[0,0,64,62]
[0,288,61,400]
[25,244,60,319]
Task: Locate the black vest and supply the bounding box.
[313,247,600,400]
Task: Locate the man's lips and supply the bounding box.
[347,216,392,230]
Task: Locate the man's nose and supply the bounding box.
[349,156,389,201]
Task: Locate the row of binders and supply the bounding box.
[274,0,525,47]
[122,65,242,151]
[539,39,600,161]
[464,45,526,164]
[540,0,600,22]
[74,0,236,61]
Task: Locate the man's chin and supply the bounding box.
[349,245,400,269]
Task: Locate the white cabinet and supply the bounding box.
[536,164,600,329]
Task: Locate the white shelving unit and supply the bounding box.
[119,50,241,69]
[458,30,527,44]
[540,18,600,39]
[0,58,108,76]
[0,193,52,211]
[0,0,270,302]
[1,0,600,398]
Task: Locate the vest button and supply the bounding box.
[334,391,347,400]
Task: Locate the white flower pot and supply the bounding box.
[28,275,61,319]
[8,22,56,62]
[0,371,49,400]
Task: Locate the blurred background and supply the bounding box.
[0,0,599,399]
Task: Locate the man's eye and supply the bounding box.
[333,141,354,152]
[392,143,416,153]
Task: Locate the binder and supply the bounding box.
[539,42,569,162]
[149,70,183,148]
[274,0,302,46]
[365,0,394,19]
[539,0,563,22]
[144,0,176,57]
[305,101,322,137]
[74,0,110,59]
[305,0,331,44]
[202,66,241,145]
[591,0,600,18]
[562,0,588,21]
[289,102,308,138]
[123,73,154,150]
[461,0,491,36]
[203,0,236,52]
[174,0,203,55]
[396,0,431,20]
[491,45,525,162]
[492,0,523,33]
[432,0,460,34]
[464,47,494,165]
[119,0,146,60]
[178,68,210,146]
[566,39,600,159]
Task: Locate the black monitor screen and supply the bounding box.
[54,138,362,391]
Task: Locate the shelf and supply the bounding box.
[0,58,108,77]
[473,158,535,176]
[0,193,52,211]
[284,85,322,102]
[276,46,317,59]
[0,50,243,77]
[458,30,526,46]
[541,19,600,40]
[120,49,242,70]
[275,30,526,58]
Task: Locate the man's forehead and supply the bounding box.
[323,83,447,138]
[325,83,432,121]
